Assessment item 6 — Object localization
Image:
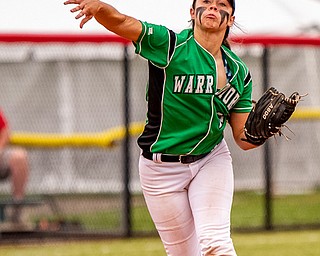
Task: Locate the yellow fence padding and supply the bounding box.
[290,107,320,120]
[10,122,145,148]
[8,107,318,148]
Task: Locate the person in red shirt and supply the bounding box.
[0,110,29,222]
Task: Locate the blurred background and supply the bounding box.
[0,0,319,239]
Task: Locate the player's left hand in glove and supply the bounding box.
[242,87,302,146]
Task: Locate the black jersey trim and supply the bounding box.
[168,30,177,61]
[244,72,252,87]
[137,62,165,151]
[138,29,176,151]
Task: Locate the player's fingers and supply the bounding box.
[70,5,82,13]
[64,0,83,5]
[64,0,76,5]
[75,11,85,19]
[75,3,91,19]
[80,15,93,28]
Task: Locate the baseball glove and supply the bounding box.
[243,87,301,146]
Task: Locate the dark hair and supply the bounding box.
[191,0,235,49]
[192,0,235,14]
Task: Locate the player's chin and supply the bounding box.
[200,20,220,31]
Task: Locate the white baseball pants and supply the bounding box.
[139,139,237,256]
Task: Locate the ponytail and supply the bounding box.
[222,27,231,49]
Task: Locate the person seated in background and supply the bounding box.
[0,109,29,223]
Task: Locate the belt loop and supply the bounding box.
[153,153,162,163]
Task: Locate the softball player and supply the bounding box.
[65,0,259,255]
[0,109,29,222]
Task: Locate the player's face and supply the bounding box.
[190,0,234,31]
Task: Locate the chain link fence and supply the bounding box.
[0,34,319,238]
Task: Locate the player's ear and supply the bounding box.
[228,15,235,27]
[190,7,195,20]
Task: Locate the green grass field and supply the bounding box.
[0,229,319,256]
[1,191,319,256]
[33,190,320,232]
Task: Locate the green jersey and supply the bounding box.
[135,21,253,155]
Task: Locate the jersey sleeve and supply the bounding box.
[232,71,253,113]
[134,21,172,67]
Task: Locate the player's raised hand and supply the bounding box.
[64,0,142,42]
[64,0,101,28]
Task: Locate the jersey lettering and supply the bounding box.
[184,76,194,93]
[215,83,240,111]
[195,75,205,93]
[173,74,215,94]
[174,76,186,93]
[205,75,214,94]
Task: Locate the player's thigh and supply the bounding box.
[143,189,200,256]
[188,149,236,255]
[189,163,234,235]
[190,151,234,213]
[139,156,200,255]
[139,155,195,232]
